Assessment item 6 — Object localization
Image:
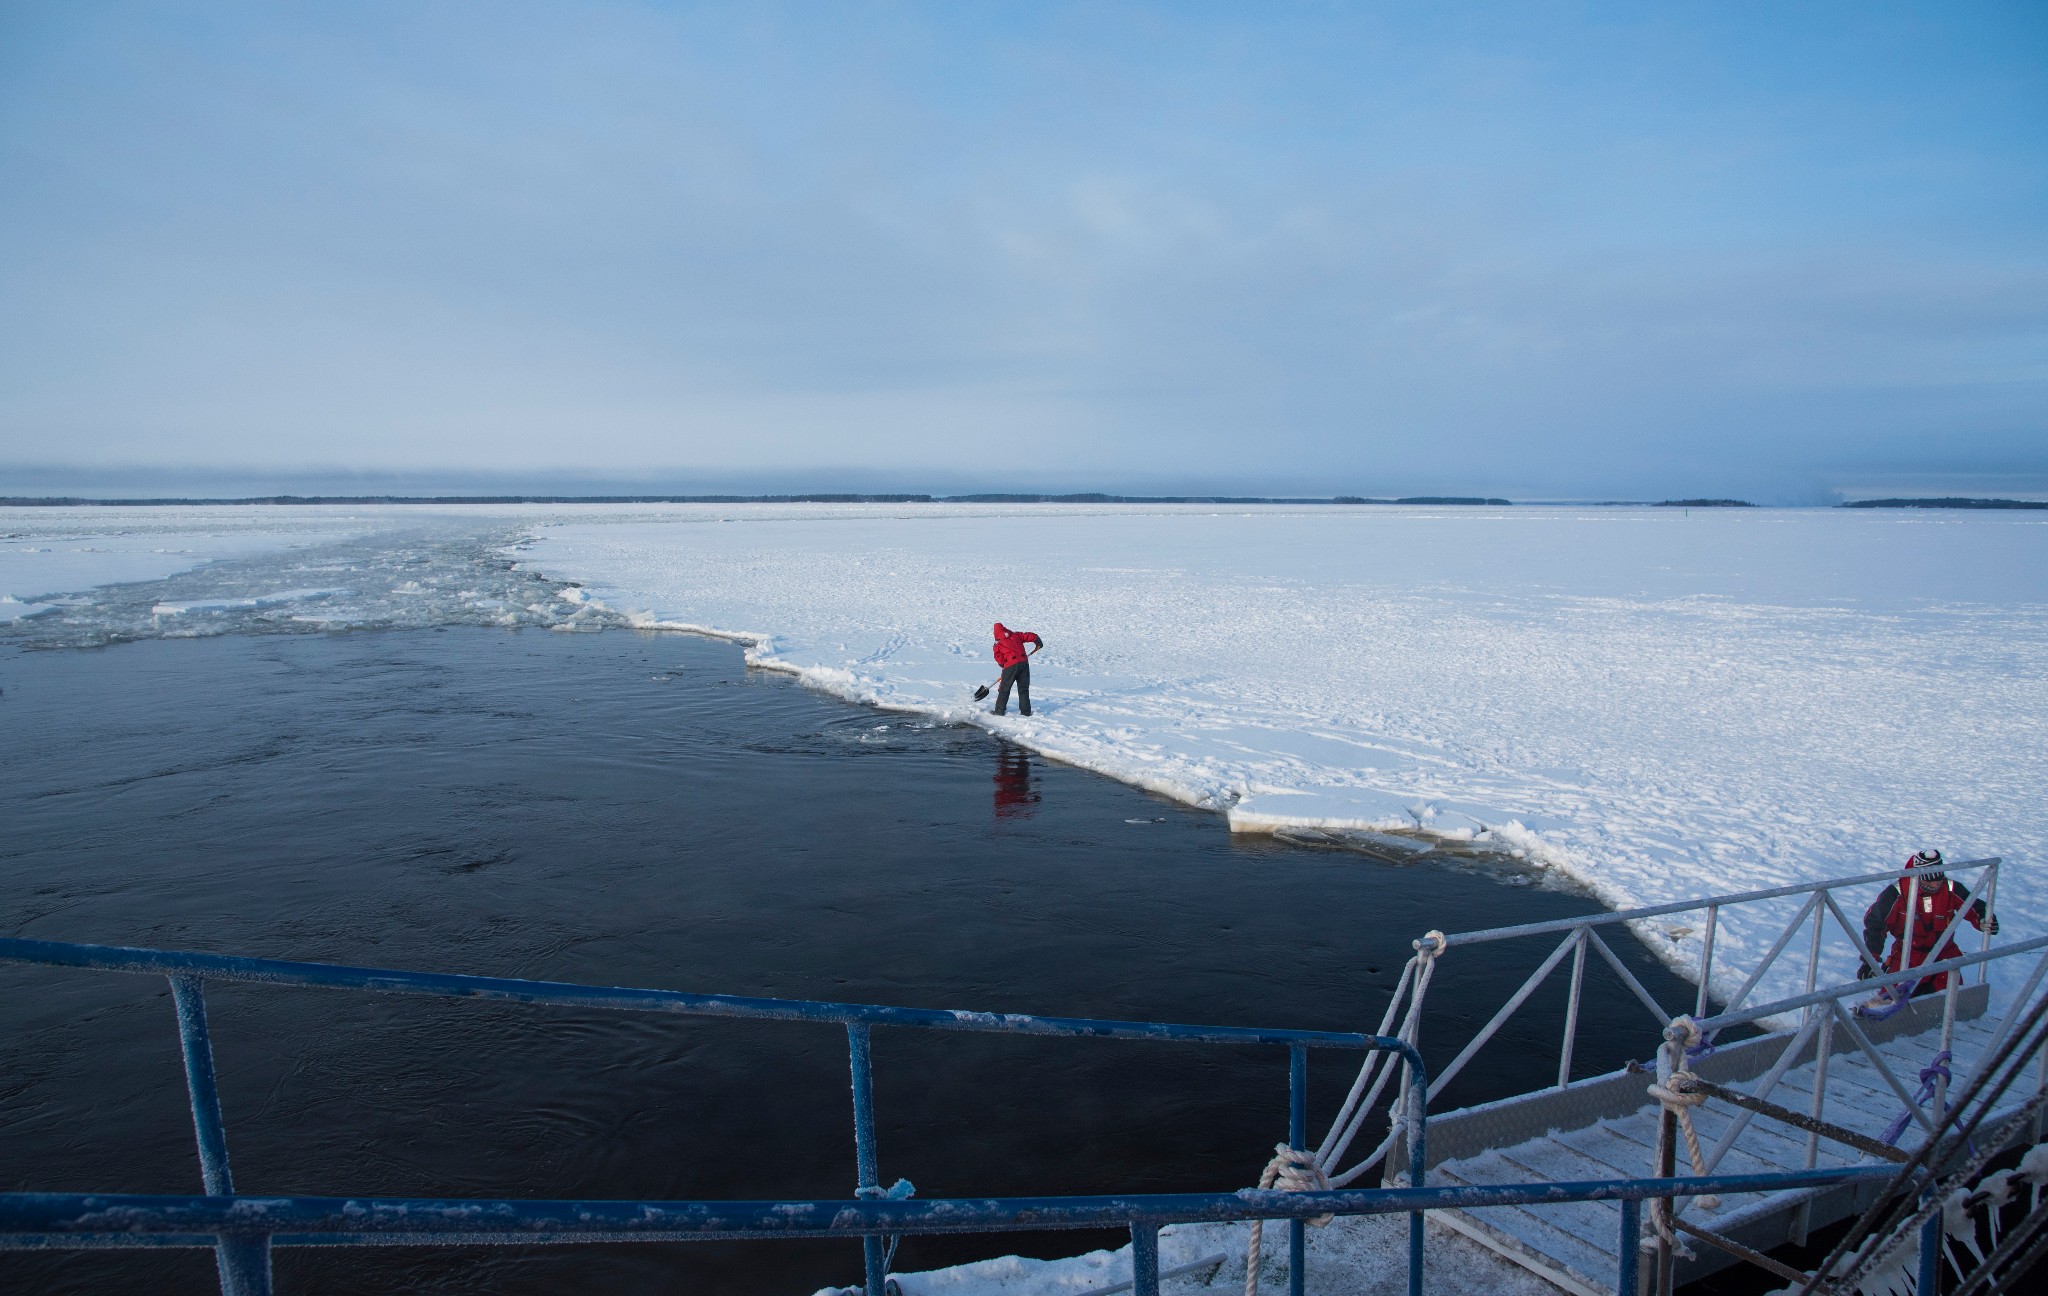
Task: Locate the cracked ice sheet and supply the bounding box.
[524,502,2048,1005]
[0,506,370,612]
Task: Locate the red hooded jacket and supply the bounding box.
[992,623,1041,668]
[1881,875,1988,992]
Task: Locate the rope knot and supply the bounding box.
[1260,1144,1334,1221]
[1646,1072,1720,1212]
[1647,1072,1706,1110]
[1919,1050,1953,1088]
[1666,1012,1718,1065]
[1415,930,1448,960]
[1242,1146,1332,1296]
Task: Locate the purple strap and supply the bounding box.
[1881,1049,1952,1146]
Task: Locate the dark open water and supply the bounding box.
[0,628,1699,1294]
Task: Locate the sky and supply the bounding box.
[0,1,2042,502]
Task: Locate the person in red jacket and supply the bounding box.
[1860,849,1997,997]
[990,622,1042,716]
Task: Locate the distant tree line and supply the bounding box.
[1841,498,2047,510]
[1,493,1519,507]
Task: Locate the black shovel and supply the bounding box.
[972,644,1039,702]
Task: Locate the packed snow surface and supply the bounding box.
[521,503,2048,1004]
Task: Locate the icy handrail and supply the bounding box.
[0,1167,1900,1243]
[1436,858,1999,948]
[1687,934,2048,1035]
[0,936,1389,1050]
[1322,860,2010,1192]
[0,934,1432,1296]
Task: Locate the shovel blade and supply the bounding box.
[972,685,991,701]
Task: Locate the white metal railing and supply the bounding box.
[1668,930,2048,1192]
[1323,859,2019,1184]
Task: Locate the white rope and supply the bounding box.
[1639,1019,1717,1261]
[1318,959,1417,1161]
[1317,931,1445,1186]
[1645,1070,1721,1209]
[1242,1144,1332,1296]
[1240,933,1446,1293]
[1647,1017,1722,1217]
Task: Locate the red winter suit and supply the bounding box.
[991,623,1041,716]
[1861,869,1992,995]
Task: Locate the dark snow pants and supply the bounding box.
[994,660,1031,716]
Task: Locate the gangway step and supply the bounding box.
[1411,989,2009,1296]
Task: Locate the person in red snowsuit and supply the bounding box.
[1860,849,1997,997]
[990,622,1042,716]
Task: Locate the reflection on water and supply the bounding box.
[0,627,1699,1295]
[992,745,1039,819]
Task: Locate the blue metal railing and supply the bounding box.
[0,1166,1901,1252]
[0,937,1436,1296]
[0,936,1931,1296]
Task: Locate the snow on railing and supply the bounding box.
[0,936,1426,1296]
[1320,861,2012,1185]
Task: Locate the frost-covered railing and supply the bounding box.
[1324,860,2011,1183]
[0,936,1434,1296]
[0,1170,1903,1296]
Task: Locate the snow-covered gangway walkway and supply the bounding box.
[865,858,2048,1296]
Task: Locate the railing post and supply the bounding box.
[1617,1195,1642,1296]
[1652,1026,1680,1296]
[1981,861,1998,985]
[2034,1030,2047,1145]
[1406,1050,1426,1296]
[1917,1192,1942,1296]
[1803,896,1824,1006]
[1692,904,1718,1019]
[1288,1043,1307,1296]
[1792,999,1833,1247]
[1131,1221,1160,1296]
[1559,928,1588,1089]
[171,977,233,1195]
[847,1024,886,1296]
[1935,972,1961,1121]
[1900,875,1921,997]
[168,976,272,1296]
[1791,895,1828,1246]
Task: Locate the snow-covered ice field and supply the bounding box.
[525,502,2048,996]
[6,501,2044,1002]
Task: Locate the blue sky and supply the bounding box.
[1,1,2042,501]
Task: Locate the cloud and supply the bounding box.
[1,1,2042,500]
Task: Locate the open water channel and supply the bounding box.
[0,621,1701,1294]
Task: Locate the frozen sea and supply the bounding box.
[528,503,2047,993]
[7,502,2044,1004]
[3,500,2043,1293]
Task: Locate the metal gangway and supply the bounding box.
[3,859,2046,1296]
[1311,857,2048,1295]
